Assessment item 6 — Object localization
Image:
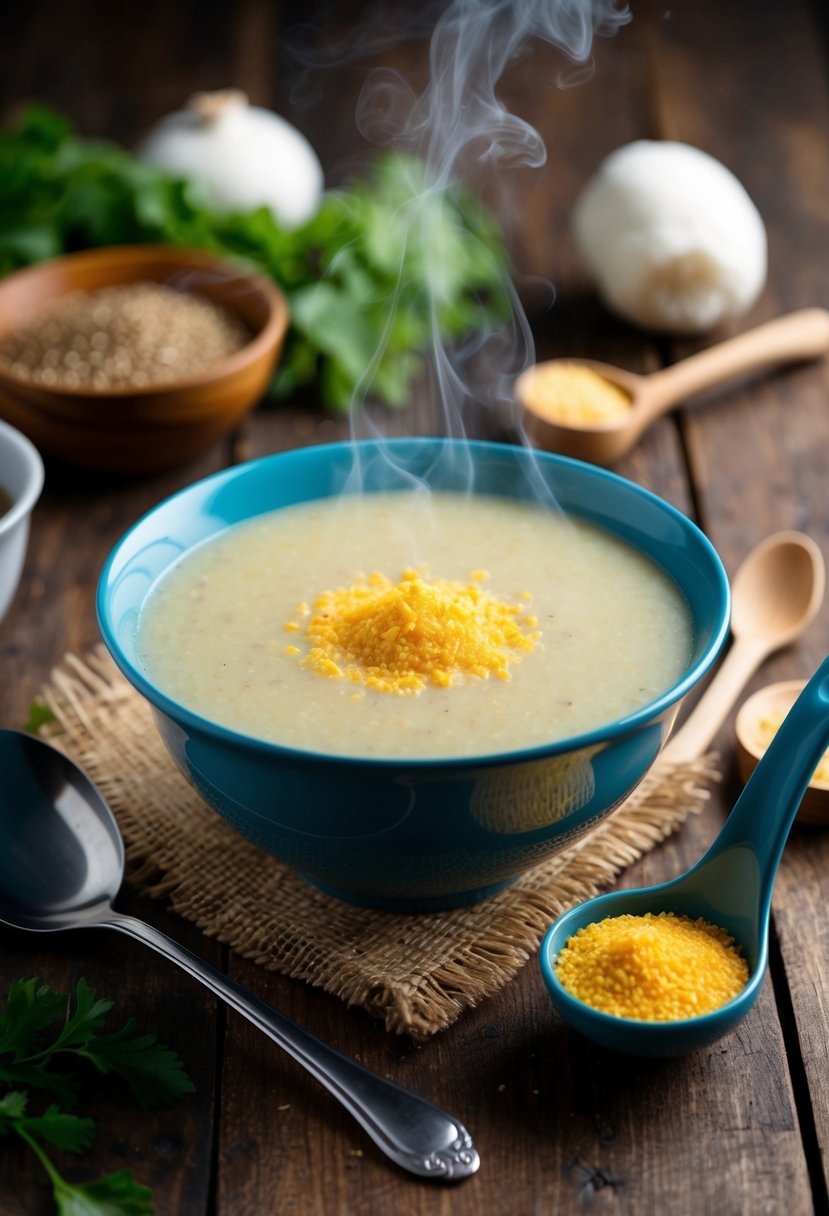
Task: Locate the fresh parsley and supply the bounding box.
[0,104,511,412]
[23,701,58,735]
[0,977,195,1216]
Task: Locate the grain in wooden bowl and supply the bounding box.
[0,245,289,475]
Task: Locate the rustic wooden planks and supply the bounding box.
[0,1,828,1213]
[650,3,829,1211]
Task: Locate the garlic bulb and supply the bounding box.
[573,141,767,333]
[139,90,324,229]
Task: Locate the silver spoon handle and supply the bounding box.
[100,911,479,1181]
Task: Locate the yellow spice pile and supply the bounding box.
[285,569,539,694]
[555,912,749,1021]
[755,707,829,783]
[524,362,631,425]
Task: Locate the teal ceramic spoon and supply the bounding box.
[540,653,829,1056]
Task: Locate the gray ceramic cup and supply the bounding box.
[0,419,44,623]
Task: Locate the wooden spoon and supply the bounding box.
[517,308,829,465]
[659,530,825,767]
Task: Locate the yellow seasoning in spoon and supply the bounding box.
[555,911,749,1021]
[752,705,829,784]
[521,362,632,426]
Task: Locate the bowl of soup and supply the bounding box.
[0,418,44,623]
[97,438,730,911]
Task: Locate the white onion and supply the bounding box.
[573,140,767,333]
[139,90,324,229]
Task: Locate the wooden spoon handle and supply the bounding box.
[640,308,829,422]
[660,636,772,767]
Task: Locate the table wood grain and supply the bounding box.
[1,2,828,1213]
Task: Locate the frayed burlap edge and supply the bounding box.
[33,647,720,1039]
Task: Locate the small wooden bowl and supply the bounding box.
[0,245,289,475]
[736,679,829,826]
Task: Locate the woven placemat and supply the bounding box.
[33,648,720,1038]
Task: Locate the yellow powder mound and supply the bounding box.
[555,912,749,1021]
[524,362,631,425]
[288,569,539,694]
[754,707,829,783]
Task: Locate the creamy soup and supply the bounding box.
[137,492,693,759]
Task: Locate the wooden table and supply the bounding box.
[2,2,829,1212]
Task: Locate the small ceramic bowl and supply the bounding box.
[736,680,829,825]
[0,245,288,476]
[0,419,44,622]
[97,438,730,912]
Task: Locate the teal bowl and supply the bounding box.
[96,438,730,912]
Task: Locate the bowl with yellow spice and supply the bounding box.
[736,679,829,825]
[0,245,288,475]
[97,437,729,910]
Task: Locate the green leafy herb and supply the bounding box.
[0,1090,94,1153]
[1,1093,154,1216]
[0,978,194,1216]
[49,1169,155,1216]
[0,978,194,1109]
[0,104,511,411]
[23,701,58,734]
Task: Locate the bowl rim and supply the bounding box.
[97,438,731,770]
[0,243,289,399]
[0,418,45,537]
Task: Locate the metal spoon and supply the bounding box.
[659,530,825,766]
[540,654,829,1056]
[517,308,829,465]
[0,729,479,1181]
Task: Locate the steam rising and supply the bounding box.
[291,0,629,495]
[356,0,626,175]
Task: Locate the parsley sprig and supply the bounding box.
[0,977,195,1216]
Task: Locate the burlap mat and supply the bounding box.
[33,648,720,1038]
